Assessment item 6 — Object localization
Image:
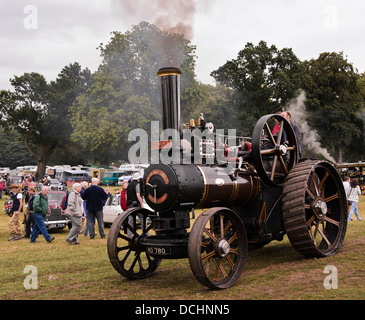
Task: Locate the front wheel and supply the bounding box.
[107,208,161,279]
[188,207,248,289]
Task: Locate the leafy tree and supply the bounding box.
[0,129,36,168]
[211,41,304,135]
[70,22,200,164]
[0,63,91,178]
[301,52,364,162]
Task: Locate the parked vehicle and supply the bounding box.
[103,194,152,226]
[49,179,67,191]
[3,199,13,217]
[102,171,125,186]
[117,164,149,185]
[2,190,69,229]
[103,194,123,225]
[44,191,69,229]
[55,169,91,186]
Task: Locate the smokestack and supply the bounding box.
[157,67,182,134]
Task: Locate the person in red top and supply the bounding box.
[120,181,128,211]
[0,178,6,199]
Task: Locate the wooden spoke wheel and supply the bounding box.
[252,114,299,186]
[282,161,348,257]
[188,207,248,289]
[107,208,161,279]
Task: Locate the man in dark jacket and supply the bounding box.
[31,186,55,243]
[81,178,108,239]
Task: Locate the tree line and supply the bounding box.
[0,22,364,178]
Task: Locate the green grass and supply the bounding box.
[0,190,364,300]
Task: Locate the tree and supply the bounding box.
[0,63,91,178]
[70,22,200,164]
[0,129,36,168]
[301,52,364,162]
[211,41,304,135]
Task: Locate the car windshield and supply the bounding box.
[106,195,120,206]
[47,193,64,202]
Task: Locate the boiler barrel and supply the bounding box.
[144,164,261,213]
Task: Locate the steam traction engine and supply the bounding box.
[107,68,348,290]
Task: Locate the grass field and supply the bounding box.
[0,188,364,300]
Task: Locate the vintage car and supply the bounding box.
[44,190,70,229]
[49,178,67,191]
[103,194,123,225]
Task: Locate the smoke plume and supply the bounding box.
[112,0,213,40]
[286,91,336,163]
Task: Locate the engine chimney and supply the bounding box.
[157,67,182,134]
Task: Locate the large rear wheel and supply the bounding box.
[282,161,347,257]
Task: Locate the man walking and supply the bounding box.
[81,178,108,239]
[66,183,83,245]
[31,186,55,243]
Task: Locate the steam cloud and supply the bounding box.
[286,91,336,163]
[112,0,213,40]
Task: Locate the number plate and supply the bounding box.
[146,247,171,256]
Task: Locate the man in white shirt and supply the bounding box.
[343,176,351,200]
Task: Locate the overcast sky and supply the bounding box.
[1,0,365,90]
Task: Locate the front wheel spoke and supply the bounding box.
[116,245,130,253]
[130,251,142,271]
[118,231,131,242]
[121,248,132,265]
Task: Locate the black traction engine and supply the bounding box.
[107,68,348,289]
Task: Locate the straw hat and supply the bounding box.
[9,184,21,189]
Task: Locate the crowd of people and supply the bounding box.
[5,172,145,245]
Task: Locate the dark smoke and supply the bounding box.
[112,0,213,40]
